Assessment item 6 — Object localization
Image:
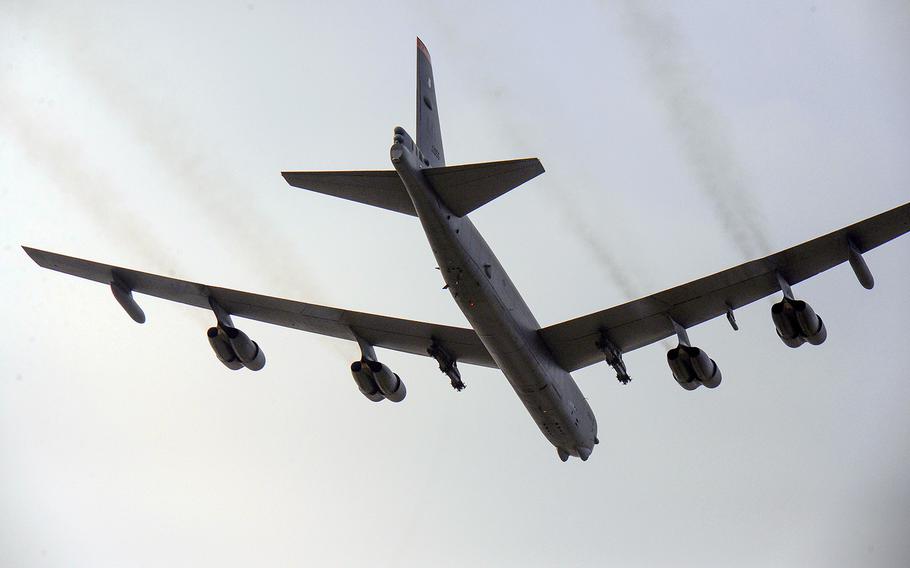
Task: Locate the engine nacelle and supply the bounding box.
[207,327,243,370]
[667,345,722,390]
[366,360,406,402]
[222,326,266,371]
[350,361,385,402]
[771,298,827,348]
[794,301,827,345]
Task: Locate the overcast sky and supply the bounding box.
[2,1,909,566]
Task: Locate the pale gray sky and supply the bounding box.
[2,1,909,566]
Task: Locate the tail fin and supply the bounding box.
[283,39,544,218]
[416,37,445,167]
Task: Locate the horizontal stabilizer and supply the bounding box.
[425,158,544,217]
[282,170,415,216]
[283,157,544,218]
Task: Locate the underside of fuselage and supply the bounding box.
[390,127,598,460]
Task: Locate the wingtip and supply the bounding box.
[22,245,41,263]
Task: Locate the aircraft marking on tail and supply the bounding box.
[416,36,444,167]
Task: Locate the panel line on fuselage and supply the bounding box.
[389,132,597,457]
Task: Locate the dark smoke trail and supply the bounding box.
[618,1,772,259]
[393,3,651,303]
[1,92,178,276]
[550,197,641,300]
[0,89,207,330]
[502,124,648,302]
[51,38,354,360]
[63,51,319,295]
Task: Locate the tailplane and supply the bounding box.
[282,157,543,218]
[424,158,543,216]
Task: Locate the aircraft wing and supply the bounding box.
[540,201,910,373]
[22,247,497,368]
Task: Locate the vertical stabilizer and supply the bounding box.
[416,37,445,167]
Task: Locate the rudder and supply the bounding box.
[416,37,445,167]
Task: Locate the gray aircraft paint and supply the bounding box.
[21,36,910,464]
[411,39,594,457]
[392,123,597,459]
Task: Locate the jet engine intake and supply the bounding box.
[667,345,722,390]
[350,361,385,402]
[221,326,266,370]
[207,327,243,370]
[771,298,827,348]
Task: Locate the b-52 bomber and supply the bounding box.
[24,38,910,461]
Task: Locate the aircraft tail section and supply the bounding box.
[283,39,544,218]
[417,37,445,167]
[282,170,416,216]
[283,157,544,218]
[425,158,544,216]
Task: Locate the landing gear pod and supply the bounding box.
[207,327,243,370]
[222,326,266,371]
[110,280,145,324]
[847,238,875,290]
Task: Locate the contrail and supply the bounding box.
[617,1,772,259]
[0,91,180,278]
[62,51,319,297]
[394,8,651,303]
[45,34,355,360]
[456,81,649,301]
[0,87,210,332]
[502,120,647,301]
[550,196,641,300]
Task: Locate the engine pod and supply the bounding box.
[223,326,266,371]
[350,361,385,402]
[207,327,243,370]
[771,298,826,347]
[771,300,801,346]
[367,361,406,402]
[667,346,701,390]
[776,332,806,349]
[793,301,827,345]
[689,347,722,389]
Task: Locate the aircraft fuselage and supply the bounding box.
[391,130,598,459]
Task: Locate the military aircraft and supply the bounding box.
[24,38,910,462]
